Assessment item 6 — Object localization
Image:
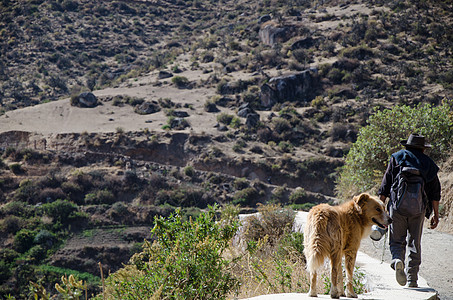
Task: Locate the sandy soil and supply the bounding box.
[0,79,223,136]
[359,221,453,300]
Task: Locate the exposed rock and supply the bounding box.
[258,14,271,24]
[238,102,253,117]
[260,69,318,108]
[205,102,219,113]
[216,96,235,107]
[332,58,360,71]
[170,117,189,130]
[330,88,357,99]
[290,37,317,50]
[380,43,401,55]
[158,70,173,79]
[259,23,293,47]
[217,125,228,131]
[218,81,249,95]
[246,113,260,129]
[71,92,98,108]
[134,101,160,115]
[172,111,189,118]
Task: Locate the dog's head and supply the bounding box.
[354,193,392,229]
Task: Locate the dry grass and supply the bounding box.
[233,243,310,298]
[230,204,331,298]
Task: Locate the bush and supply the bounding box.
[84,189,115,204]
[13,229,36,253]
[34,230,56,248]
[102,206,239,299]
[243,204,295,246]
[27,245,47,262]
[336,101,453,200]
[171,76,189,88]
[13,179,38,203]
[289,188,307,204]
[183,165,195,177]
[217,113,234,125]
[41,199,78,224]
[1,201,33,218]
[0,215,23,234]
[9,163,23,174]
[232,187,259,206]
[233,178,249,190]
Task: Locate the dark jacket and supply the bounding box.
[378,149,441,216]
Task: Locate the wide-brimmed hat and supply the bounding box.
[400,133,432,149]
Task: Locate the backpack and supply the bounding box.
[390,167,427,217]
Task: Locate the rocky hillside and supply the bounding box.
[0,0,453,298]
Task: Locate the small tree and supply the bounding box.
[102,206,240,299]
[336,100,453,200]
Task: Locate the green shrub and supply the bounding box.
[27,245,47,262]
[289,188,307,204]
[217,113,234,125]
[13,179,38,203]
[34,230,56,248]
[13,229,37,253]
[271,185,287,203]
[232,187,259,206]
[243,204,295,246]
[278,141,293,153]
[287,202,317,211]
[103,206,239,299]
[183,165,195,177]
[233,177,249,190]
[9,163,23,174]
[41,199,78,224]
[0,260,13,284]
[2,201,34,218]
[171,76,189,88]
[336,101,453,200]
[0,215,23,234]
[84,189,115,204]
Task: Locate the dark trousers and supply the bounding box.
[389,207,425,282]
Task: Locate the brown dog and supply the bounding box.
[303,193,392,298]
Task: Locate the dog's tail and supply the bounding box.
[303,210,329,273]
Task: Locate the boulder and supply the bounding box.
[204,102,219,113]
[237,103,253,118]
[259,23,293,47]
[218,81,249,95]
[158,70,173,79]
[260,69,318,108]
[290,37,317,50]
[72,92,98,108]
[172,111,189,118]
[170,117,189,130]
[332,58,360,71]
[258,14,271,24]
[246,113,260,129]
[135,101,160,115]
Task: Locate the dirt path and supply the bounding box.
[359,223,453,300]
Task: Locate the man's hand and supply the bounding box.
[430,215,439,229]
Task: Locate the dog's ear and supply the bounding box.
[355,193,369,208]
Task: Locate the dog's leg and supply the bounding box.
[330,252,341,299]
[308,271,318,297]
[337,261,345,297]
[345,251,358,298]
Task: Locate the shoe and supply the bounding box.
[394,259,407,286]
[407,281,418,288]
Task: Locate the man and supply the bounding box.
[378,133,441,288]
